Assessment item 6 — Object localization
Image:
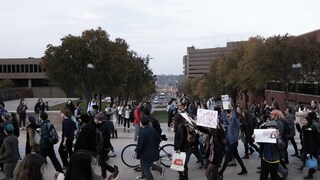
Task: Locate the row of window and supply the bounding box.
[0,64,45,73]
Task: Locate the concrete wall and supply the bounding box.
[11,111,63,131]
[32,87,67,98]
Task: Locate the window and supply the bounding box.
[25,65,29,72]
[34,64,38,73]
[3,65,6,73]
[30,64,34,73]
[0,65,2,73]
[17,65,20,73]
[8,65,11,73]
[21,65,24,73]
[12,65,15,73]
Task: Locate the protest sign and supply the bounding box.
[221,95,230,110]
[196,109,218,129]
[253,129,277,143]
[180,113,194,125]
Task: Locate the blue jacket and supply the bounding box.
[222,110,240,145]
[40,119,52,149]
[135,126,160,162]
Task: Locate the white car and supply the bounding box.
[153,99,159,104]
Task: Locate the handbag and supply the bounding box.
[170,152,186,171]
[305,155,318,169]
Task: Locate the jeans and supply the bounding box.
[260,160,281,180]
[40,146,63,172]
[141,160,154,180]
[19,112,26,127]
[124,118,130,128]
[186,146,204,166]
[219,141,246,175]
[99,149,114,178]
[58,138,74,166]
[134,123,140,141]
[4,162,17,180]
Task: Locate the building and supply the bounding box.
[183,42,240,78]
[0,57,66,98]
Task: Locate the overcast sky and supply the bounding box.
[1,0,319,75]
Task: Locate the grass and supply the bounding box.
[50,99,109,111]
[151,110,168,123]
[51,101,169,123]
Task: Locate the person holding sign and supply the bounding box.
[253,120,286,180]
[218,109,248,179]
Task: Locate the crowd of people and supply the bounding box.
[0,96,319,180]
[167,95,320,180]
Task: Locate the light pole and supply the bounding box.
[292,63,302,105]
[87,63,95,104]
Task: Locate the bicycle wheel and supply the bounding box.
[159,144,174,167]
[121,144,139,168]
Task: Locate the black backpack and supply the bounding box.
[95,128,104,154]
[46,122,59,145]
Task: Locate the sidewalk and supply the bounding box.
[1,123,318,180]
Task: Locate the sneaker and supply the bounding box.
[199,165,206,169]
[283,172,288,180]
[109,151,116,157]
[160,167,165,178]
[241,155,249,159]
[134,166,142,172]
[136,176,145,179]
[113,165,119,178]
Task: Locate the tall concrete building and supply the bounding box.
[0,57,66,98]
[183,41,240,78]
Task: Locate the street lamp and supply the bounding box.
[292,63,302,105]
[87,63,95,103]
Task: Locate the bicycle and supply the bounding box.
[121,135,174,168]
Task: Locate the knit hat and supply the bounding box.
[266,121,278,128]
[94,112,105,121]
[4,123,14,133]
[28,116,36,124]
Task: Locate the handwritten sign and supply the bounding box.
[221,95,230,110]
[253,129,277,144]
[196,109,218,129]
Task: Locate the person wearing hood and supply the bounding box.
[25,115,40,155]
[255,120,286,180]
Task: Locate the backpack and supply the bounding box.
[149,116,162,136]
[185,123,196,144]
[95,128,105,154]
[46,122,59,145]
[34,128,41,145]
[129,109,134,123]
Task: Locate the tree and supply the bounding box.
[42,27,155,100]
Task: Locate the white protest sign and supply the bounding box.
[221,95,230,110]
[253,129,277,144]
[180,113,193,125]
[196,109,218,129]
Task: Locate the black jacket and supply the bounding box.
[74,123,96,153]
[174,123,188,152]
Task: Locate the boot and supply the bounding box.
[115,130,118,138]
[237,169,248,175]
[303,169,316,179]
[249,147,255,155]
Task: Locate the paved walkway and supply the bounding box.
[0,123,317,180]
[1,99,319,179]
